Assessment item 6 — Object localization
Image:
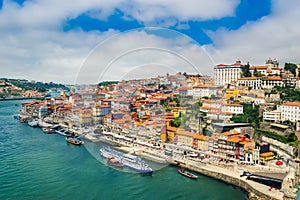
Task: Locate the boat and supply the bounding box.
[13,115,20,120]
[122,154,153,175]
[107,157,124,168]
[99,147,153,174]
[177,168,198,179]
[20,118,28,123]
[66,136,83,146]
[100,147,124,159]
[42,127,54,134]
[28,120,38,127]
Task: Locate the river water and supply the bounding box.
[0,100,247,200]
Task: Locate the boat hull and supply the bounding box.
[177,169,198,179]
[100,148,153,174]
[66,137,82,146]
[107,158,124,168]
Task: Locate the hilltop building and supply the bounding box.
[214,60,244,86]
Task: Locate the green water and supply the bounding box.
[0,100,247,200]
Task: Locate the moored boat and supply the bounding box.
[28,120,38,127]
[177,168,198,179]
[100,147,123,159]
[20,118,28,123]
[42,127,54,134]
[122,154,153,175]
[66,136,83,146]
[107,157,124,168]
[99,147,153,174]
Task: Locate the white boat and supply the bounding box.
[122,154,153,174]
[28,120,38,127]
[99,147,153,174]
[99,147,123,159]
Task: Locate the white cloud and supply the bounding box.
[205,0,300,66]
[1,0,225,84]
[1,0,299,85]
[120,0,239,25]
[76,28,214,84]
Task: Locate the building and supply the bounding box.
[193,85,217,98]
[280,102,300,122]
[249,58,281,76]
[221,104,243,114]
[237,76,283,89]
[178,86,193,97]
[259,152,275,161]
[263,110,281,122]
[214,60,244,86]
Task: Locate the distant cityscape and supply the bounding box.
[9,58,300,199]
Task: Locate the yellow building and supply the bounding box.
[260,152,275,161]
[166,126,178,142]
[79,109,93,126]
[194,134,209,151]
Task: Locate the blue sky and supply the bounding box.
[0,0,299,83]
[63,0,271,45]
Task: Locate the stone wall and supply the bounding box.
[180,163,285,200]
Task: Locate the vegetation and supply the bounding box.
[255,129,298,145]
[242,62,251,77]
[231,103,262,128]
[170,117,181,128]
[284,62,298,77]
[7,79,69,92]
[98,81,118,87]
[269,86,300,102]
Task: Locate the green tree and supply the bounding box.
[284,62,298,77]
[253,68,259,77]
[231,103,262,128]
[286,132,296,143]
[170,117,181,127]
[98,81,119,86]
[242,62,251,77]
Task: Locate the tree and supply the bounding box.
[242,62,251,77]
[286,132,296,143]
[253,68,259,77]
[284,62,298,77]
[170,117,181,127]
[231,103,261,128]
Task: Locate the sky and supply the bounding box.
[0,0,299,84]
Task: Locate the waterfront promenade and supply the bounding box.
[16,109,297,200]
[80,128,296,200]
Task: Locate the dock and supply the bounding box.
[54,129,68,136]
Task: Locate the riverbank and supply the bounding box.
[13,109,296,200]
[83,132,294,200]
[0,97,39,101]
[180,160,283,200]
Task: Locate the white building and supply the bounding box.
[280,102,300,122]
[249,58,281,76]
[193,85,217,98]
[237,76,283,89]
[214,60,244,86]
[178,86,193,97]
[263,110,281,122]
[201,100,243,120]
[221,104,243,114]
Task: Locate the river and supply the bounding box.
[0,100,247,200]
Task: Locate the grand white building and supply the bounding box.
[214,60,244,86]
